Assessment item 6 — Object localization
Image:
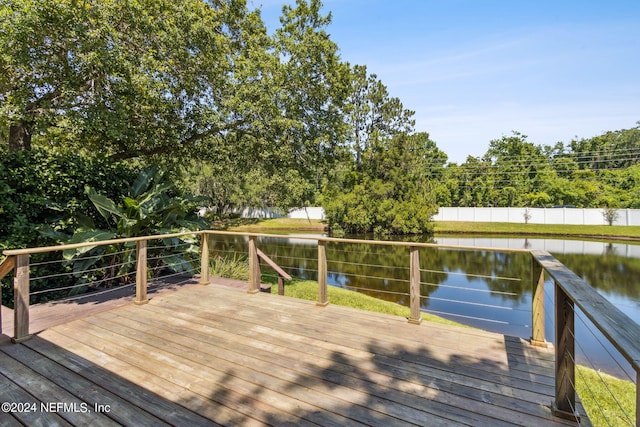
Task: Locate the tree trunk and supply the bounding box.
[8,121,32,151]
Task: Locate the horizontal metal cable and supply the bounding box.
[212,249,246,258]
[564,344,614,427]
[331,259,409,270]
[576,310,635,383]
[328,246,400,256]
[337,271,410,284]
[267,254,317,263]
[420,281,519,297]
[343,285,409,297]
[421,268,521,282]
[573,364,610,427]
[30,272,133,295]
[421,295,513,311]
[147,242,194,250]
[30,259,133,282]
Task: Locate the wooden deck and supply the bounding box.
[0,283,587,426]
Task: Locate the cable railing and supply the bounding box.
[1,229,639,425]
[530,249,639,425]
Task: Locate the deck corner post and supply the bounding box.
[530,258,547,347]
[135,240,149,305]
[247,235,260,294]
[12,253,32,343]
[408,246,422,325]
[317,240,328,307]
[199,233,210,286]
[553,280,578,422]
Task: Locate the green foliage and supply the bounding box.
[576,365,636,427]
[209,254,249,281]
[1,0,271,159]
[49,166,207,292]
[0,146,139,305]
[346,64,416,168]
[2,0,357,212]
[0,146,137,250]
[442,124,640,208]
[323,133,440,235]
[190,164,315,218]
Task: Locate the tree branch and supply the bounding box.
[108,117,255,160]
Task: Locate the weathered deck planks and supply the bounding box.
[0,283,588,426]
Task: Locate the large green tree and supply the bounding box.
[323,132,440,235]
[185,0,354,212]
[0,0,281,160]
[254,0,352,202]
[2,0,360,211]
[346,64,415,169]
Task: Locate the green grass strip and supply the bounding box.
[267,278,464,327]
[434,221,640,240]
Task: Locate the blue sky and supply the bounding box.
[253,0,640,163]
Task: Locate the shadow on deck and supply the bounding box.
[0,282,586,426]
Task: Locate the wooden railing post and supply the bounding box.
[408,246,422,325]
[0,255,18,334]
[135,240,149,305]
[12,254,31,343]
[200,233,210,285]
[554,280,578,421]
[247,235,260,294]
[256,248,291,296]
[531,259,546,347]
[317,240,328,307]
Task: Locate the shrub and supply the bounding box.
[1,147,139,305]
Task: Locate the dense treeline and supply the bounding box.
[437,126,640,208]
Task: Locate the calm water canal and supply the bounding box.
[210,233,640,379]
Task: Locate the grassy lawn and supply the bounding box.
[434,221,640,240]
[214,217,640,241]
[267,278,465,327]
[575,365,636,427]
[216,217,326,233]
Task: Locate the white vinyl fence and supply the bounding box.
[238,206,640,225]
[239,207,326,220]
[434,207,640,226]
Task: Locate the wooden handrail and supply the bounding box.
[0,256,16,281]
[204,230,530,254]
[257,248,291,296]
[532,249,640,373]
[2,231,204,256]
[256,249,292,281]
[532,249,640,424]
